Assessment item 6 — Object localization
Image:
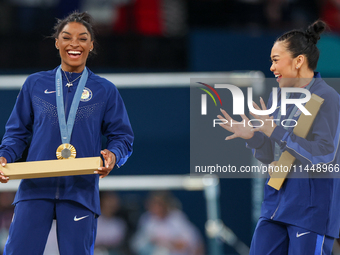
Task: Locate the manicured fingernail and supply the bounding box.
[94,171,98,174]
[2,163,5,166]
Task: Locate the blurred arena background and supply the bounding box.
[0,0,340,254]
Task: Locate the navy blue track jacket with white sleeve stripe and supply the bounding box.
[246,72,340,238]
[0,66,134,216]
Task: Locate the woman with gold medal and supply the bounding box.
[0,12,133,255]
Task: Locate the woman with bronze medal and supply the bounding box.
[218,20,340,254]
[0,12,133,255]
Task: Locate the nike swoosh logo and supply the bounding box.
[74,215,89,221]
[44,89,56,94]
[296,232,310,238]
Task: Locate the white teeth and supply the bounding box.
[68,51,81,55]
[275,74,280,78]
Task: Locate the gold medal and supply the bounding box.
[56,143,76,159]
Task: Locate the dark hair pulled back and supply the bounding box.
[52,11,95,40]
[276,20,327,70]
[52,11,96,56]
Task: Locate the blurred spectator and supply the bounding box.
[321,0,340,33]
[0,192,15,255]
[264,0,291,29]
[113,0,187,37]
[80,0,121,35]
[131,191,204,255]
[95,191,127,255]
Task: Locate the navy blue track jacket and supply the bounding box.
[246,73,340,238]
[0,66,134,215]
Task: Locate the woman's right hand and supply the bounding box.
[217,108,255,140]
[0,157,9,183]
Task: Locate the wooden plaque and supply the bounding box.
[267,93,324,190]
[1,157,103,180]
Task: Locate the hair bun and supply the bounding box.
[305,20,326,44]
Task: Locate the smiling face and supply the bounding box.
[55,22,94,73]
[270,41,300,88]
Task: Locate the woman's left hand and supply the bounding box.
[95,149,116,179]
[250,97,277,137]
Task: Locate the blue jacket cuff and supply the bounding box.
[108,149,121,167]
[245,132,265,149]
[0,151,14,163]
[270,126,288,145]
